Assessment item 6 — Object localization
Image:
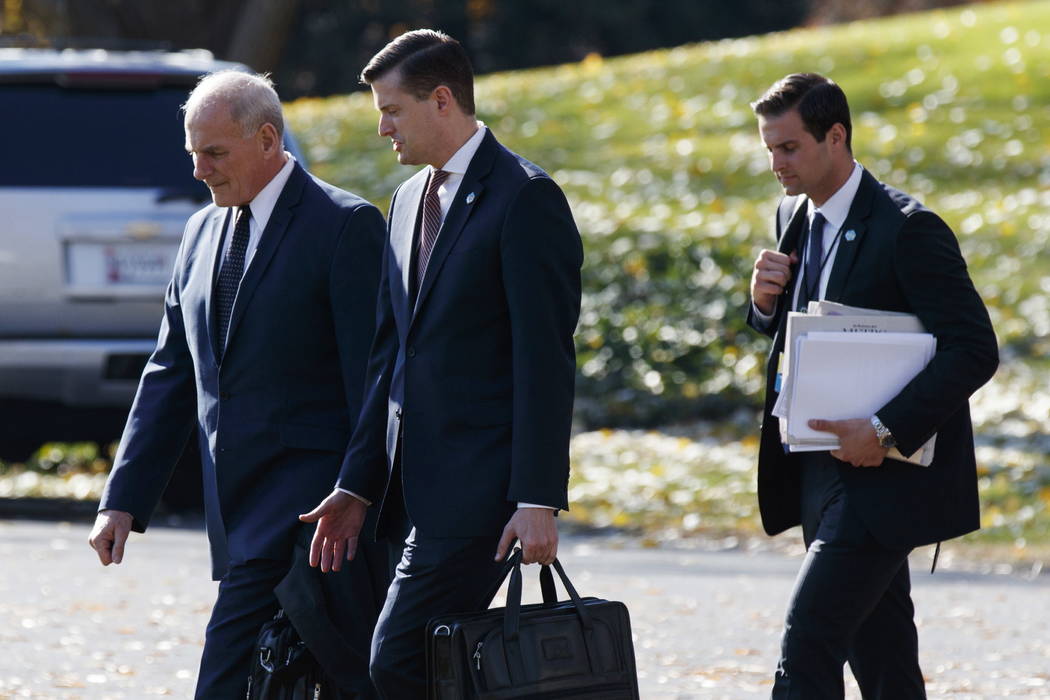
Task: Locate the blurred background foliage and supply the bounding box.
[287,0,1050,428]
[287,0,1050,545]
[1,0,1047,548]
[3,0,986,98]
[274,0,808,97]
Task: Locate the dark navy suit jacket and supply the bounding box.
[101,162,385,579]
[337,130,583,537]
[747,169,998,549]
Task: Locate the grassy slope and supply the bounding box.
[284,1,1050,546]
[288,0,1050,416]
[288,0,1050,357]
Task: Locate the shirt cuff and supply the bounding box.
[337,487,372,506]
[517,502,557,510]
[752,301,777,326]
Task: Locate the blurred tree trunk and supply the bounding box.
[227,0,302,72]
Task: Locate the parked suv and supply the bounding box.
[0,48,303,466]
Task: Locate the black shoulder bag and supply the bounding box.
[247,609,330,700]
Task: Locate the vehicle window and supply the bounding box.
[0,83,206,193]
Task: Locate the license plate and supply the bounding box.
[67,242,178,288]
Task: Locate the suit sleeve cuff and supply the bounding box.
[337,487,372,506]
[752,301,777,328]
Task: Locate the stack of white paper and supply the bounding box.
[774,303,937,467]
[806,300,916,318]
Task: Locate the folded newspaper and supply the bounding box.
[774,301,937,467]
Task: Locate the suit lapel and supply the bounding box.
[411,130,497,320]
[223,163,307,355]
[772,195,809,322]
[777,195,808,256]
[205,207,232,364]
[824,169,876,301]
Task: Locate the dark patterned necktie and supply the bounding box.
[215,205,251,357]
[800,211,826,310]
[416,169,449,286]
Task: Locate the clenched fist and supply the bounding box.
[751,248,798,315]
[88,509,134,566]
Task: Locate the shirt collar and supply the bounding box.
[436,122,487,176]
[811,161,863,231]
[245,153,296,232]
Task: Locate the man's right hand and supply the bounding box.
[751,248,798,315]
[88,509,133,566]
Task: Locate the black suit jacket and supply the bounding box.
[747,169,998,549]
[337,130,583,537]
[101,162,386,579]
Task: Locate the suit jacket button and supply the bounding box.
[407,347,416,358]
[219,391,230,400]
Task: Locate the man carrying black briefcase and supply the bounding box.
[426,549,640,699]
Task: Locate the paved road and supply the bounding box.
[0,520,1047,699]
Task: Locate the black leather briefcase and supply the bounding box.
[425,549,640,699]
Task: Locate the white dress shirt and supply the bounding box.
[219,153,296,273]
[339,125,554,511]
[754,161,864,324]
[432,121,488,222]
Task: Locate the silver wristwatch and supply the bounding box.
[870,415,896,448]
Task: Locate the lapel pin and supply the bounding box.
[465,192,476,204]
[844,229,856,242]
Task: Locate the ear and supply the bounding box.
[257,122,281,156]
[828,122,847,149]
[432,85,454,114]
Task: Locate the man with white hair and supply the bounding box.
[88,71,388,697]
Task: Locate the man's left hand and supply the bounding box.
[495,508,558,565]
[808,418,888,467]
[299,489,368,573]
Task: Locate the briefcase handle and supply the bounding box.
[500,548,602,683]
[504,550,595,635]
[475,546,559,609]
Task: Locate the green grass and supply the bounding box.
[286,0,1050,427]
[5,2,1048,551]
[279,0,1050,545]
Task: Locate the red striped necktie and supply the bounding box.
[417,168,449,286]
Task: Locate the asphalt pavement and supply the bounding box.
[0,519,1047,699]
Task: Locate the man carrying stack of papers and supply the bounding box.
[773,301,937,465]
[746,73,1000,697]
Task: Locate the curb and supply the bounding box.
[0,497,100,522]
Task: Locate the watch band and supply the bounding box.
[870,415,897,448]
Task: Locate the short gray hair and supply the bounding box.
[183,70,284,141]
